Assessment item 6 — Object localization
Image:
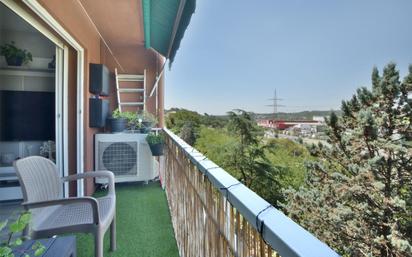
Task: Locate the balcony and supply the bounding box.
[1,129,339,257]
[76,129,338,257]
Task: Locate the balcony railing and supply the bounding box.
[162,128,339,257]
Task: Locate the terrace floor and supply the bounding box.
[77,182,179,257]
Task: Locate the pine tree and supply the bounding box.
[282,63,412,256]
[226,110,284,205]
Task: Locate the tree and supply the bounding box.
[166,109,203,145]
[226,110,284,205]
[165,109,202,134]
[201,113,228,128]
[179,122,197,145]
[282,64,412,256]
[195,126,237,169]
[265,138,311,189]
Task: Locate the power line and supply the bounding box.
[266,89,285,121]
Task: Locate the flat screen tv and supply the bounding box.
[0,90,55,141]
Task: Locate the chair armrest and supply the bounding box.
[22,197,100,224]
[62,171,115,195]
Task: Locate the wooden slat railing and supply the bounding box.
[163,128,339,257]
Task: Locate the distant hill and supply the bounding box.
[166,108,340,121]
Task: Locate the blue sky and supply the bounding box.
[165,0,412,115]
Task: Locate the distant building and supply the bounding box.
[312,116,326,123]
[257,119,323,130]
[289,123,316,135]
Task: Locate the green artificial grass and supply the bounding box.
[75,182,179,257]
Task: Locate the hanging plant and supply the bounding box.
[146,132,165,156]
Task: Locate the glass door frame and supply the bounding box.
[55,46,69,197]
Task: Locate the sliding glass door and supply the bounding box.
[0,0,69,199]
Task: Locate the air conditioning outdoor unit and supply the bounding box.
[94,133,157,184]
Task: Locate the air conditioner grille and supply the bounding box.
[99,142,137,175]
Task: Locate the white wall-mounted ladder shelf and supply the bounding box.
[115,68,146,112]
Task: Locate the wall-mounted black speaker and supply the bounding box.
[89,98,109,128]
[90,63,110,96]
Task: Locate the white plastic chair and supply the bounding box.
[14,156,116,257]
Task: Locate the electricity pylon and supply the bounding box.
[266,89,284,122]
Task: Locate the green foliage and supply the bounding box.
[32,242,45,256]
[201,113,228,128]
[166,109,202,145]
[200,110,283,205]
[122,112,142,130]
[166,109,202,134]
[167,109,311,205]
[227,110,262,145]
[136,110,158,127]
[146,132,164,145]
[166,109,229,145]
[0,41,33,65]
[224,110,285,205]
[169,108,312,207]
[265,138,311,189]
[179,122,197,146]
[195,126,237,169]
[7,212,31,237]
[0,212,45,257]
[111,108,123,119]
[282,63,412,256]
[0,247,12,257]
[112,108,151,130]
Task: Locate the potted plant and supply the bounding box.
[109,108,128,133]
[0,41,33,66]
[122,111,142,132]
[146,132,164,156]
[137,110,158,133]
[0,212,45,257]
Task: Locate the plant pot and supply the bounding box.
[148,143,164,156]
[110,118,127,133]
[5,56,24,66]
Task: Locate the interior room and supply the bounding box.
[0,2,56,201]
